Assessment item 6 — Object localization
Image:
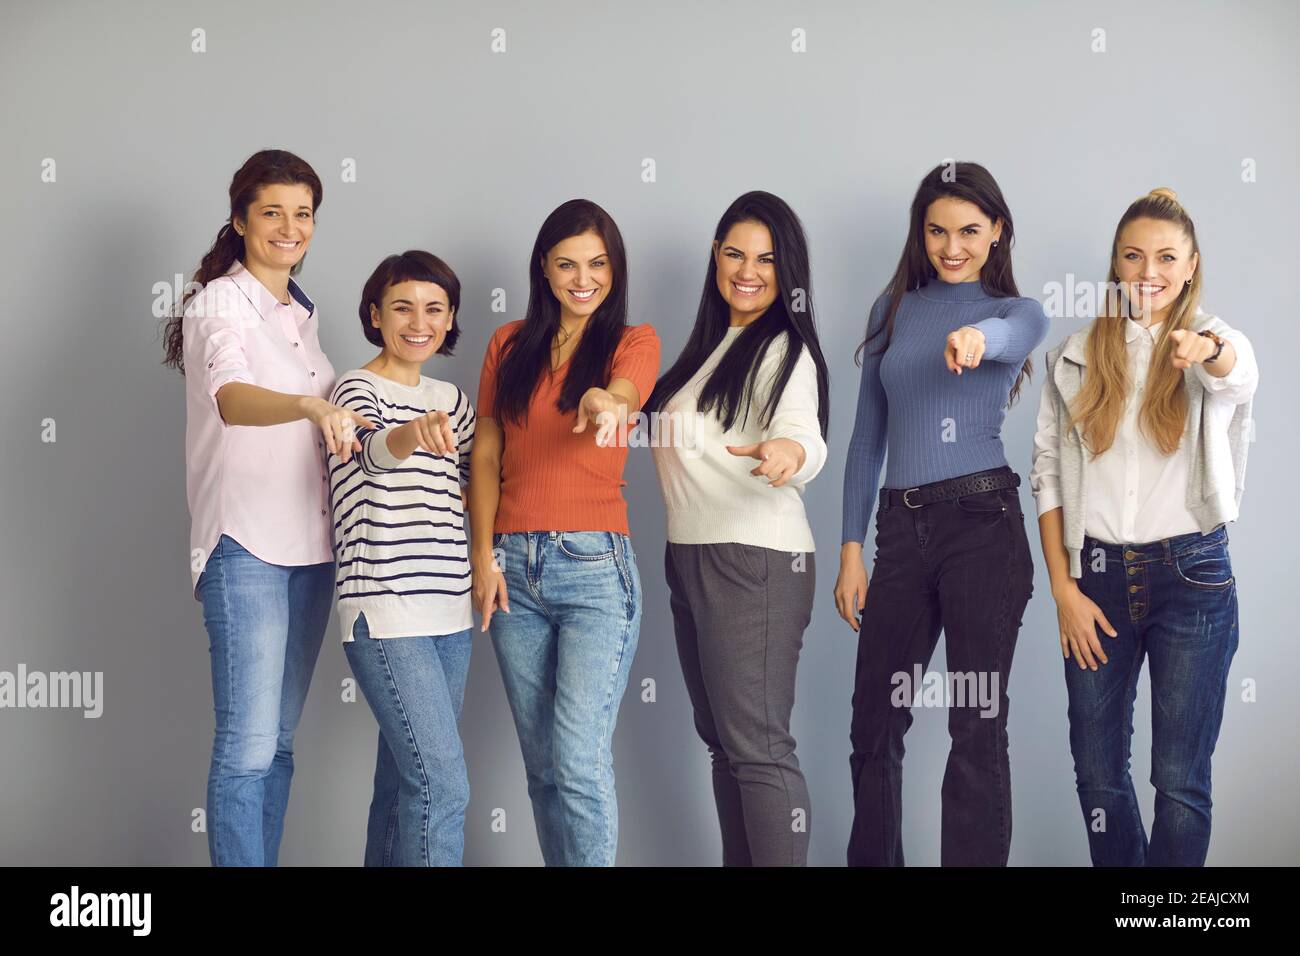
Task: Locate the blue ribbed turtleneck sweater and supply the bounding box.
[841,278,1051,546]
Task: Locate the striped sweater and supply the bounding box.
[327,368,476,641]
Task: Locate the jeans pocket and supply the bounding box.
[557,531,616,561]
[1173,545,1235,590]
[955,489,1011,515]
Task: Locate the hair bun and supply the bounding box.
[1148,187,1179,203]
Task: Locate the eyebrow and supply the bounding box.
[722,245,774,256]
[389,298,444,306]
[1122,246,1179,253]
[258,203,312,211]
[554,254,608,263]
[927,222,982,230]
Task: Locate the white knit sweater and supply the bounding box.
[650,327,826,553]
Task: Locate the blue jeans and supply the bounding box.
[1065,523,1239,866]
[489,531,642,866]
[343,613,473,866]
[195,534,333,866]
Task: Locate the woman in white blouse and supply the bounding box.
[1029,188,1258,866]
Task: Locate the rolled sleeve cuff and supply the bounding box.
[1033,480,1064,517]
[365,428,406,471]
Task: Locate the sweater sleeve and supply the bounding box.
[1028,367,1064,516]
[330,375,404,475]
[841,297,890,546]
[452,387,477,487]
[762,338,827,487]
[969,296,1052,364]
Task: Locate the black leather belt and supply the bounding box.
[880,468,1021,510]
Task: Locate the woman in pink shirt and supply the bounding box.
[162,149,372,866]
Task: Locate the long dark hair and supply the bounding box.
[493,199,630,426]
[644,191,829,437]
[161,149,324,372]
[857,161,1032,406]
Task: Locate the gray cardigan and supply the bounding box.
[1037,310,1255,577]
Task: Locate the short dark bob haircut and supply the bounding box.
[357,250,461,353]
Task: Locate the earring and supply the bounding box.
[992,240,999,248]
[1185,278,1191,285]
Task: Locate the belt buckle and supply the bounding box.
[903,487,922,509]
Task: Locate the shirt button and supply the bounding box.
[310,371,316,377]
[293,342,300,348]
[320,509,327,516]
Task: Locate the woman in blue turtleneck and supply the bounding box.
[835,162,1049,867]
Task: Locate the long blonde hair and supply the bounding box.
[1068,188,1203,456]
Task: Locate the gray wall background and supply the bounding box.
[1,0,1295,865]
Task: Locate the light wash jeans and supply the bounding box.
[489,531,642,866]
[344,612,473,866]
[196,534,333,866]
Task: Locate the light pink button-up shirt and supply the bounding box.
[182,258,337,597]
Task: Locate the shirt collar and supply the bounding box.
[1125,316,1164,343]
[225,259,315,323]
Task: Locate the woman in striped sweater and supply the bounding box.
[327,251,477,866]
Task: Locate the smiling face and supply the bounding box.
[369,280,453,369]
[542,230,612,322]
[1113,217,1198,322]
[714,220,779,325]
[923,196,1002,284]
[234,182,315,273]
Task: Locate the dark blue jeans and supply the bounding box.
[1065,523,1239,867]
[848,466,1035,866]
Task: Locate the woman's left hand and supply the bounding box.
[726,438,806,488]
[945,326,986,374]
[574,387,623,446]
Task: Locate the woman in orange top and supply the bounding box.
[470,199,660,866]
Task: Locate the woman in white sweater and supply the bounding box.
[1030,188,1257,866]
[645,191,829,866]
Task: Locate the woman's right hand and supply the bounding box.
[835,543,869,632]
[1053,578,1118,670]
[302,397,375,463]
[472,549,510,633]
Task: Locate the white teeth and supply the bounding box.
[942,257,966,266]
[734,282,761,293]
[569,289,596,300]
[401,335,431,345]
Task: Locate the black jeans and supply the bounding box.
[848,466,1034,866]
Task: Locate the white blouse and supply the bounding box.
[1030,312,1259,545]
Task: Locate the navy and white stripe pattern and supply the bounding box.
[327,368,476,642]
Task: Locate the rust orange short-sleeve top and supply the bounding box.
[477,320,661,534]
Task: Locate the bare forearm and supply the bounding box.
[468,454,501,563]
[1201,341,1237,378]
[384,420,421,461]
[216,382,310,427]
[1036,507,1075,596]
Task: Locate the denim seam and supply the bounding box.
[989,510,1016,862]
[210,535,233,865]
[597,550,636,866]
[375,636,433,866]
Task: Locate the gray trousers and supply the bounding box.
[664,541,814,866]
